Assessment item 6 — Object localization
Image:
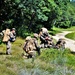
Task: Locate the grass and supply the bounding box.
[0,37,25,75]
[65,32,75,40]
[0,36,75,75]
[49,26,75,36]
[65,26,75,31]
[49,26,64,35]
[39,48,75,75]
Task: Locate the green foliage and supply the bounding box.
[0,38,75,75]
[39,48,75,75]
[39,48,64,63]
[0,0,75,37]
[65,26,75,31]
[0,39,2,44]
[43,48,75,67]
[49,26,62,35]
[17,26,32,38]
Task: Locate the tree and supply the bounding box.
[0,0,75,37]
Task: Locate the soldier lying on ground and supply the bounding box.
[23,34,40,58]
[55,38,66,50]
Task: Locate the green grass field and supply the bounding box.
[65,32,75,40]
[64,26,75,40]
[0,37,75,75]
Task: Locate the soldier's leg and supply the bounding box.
[36,46,40,55]
[39,44,44,48]
[6,41,11,55]
[27,51,36,58]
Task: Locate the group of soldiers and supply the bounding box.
[23,27,66,58]
[0,27,65,57]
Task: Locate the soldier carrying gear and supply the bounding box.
[23,36,32,53]
[39,27,48,48]
[2,28,16,55]
[23,34,40,58]
[40,32,54,48]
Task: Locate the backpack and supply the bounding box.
[23,38,36,53]
[2,29,10,43]
[9,35,16,42]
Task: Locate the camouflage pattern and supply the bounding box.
[23,35,40,58]
[55,38,66,50]
[39,27,48,37]
[6,41,11,54]
[39,32,54,48]
[5,28,16,55]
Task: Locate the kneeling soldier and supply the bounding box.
[23,34,40,58]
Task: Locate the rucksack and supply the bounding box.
[2,29,10,43]
[23,38,36,53]
[9,34,16,42]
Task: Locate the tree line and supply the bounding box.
[0,0,75,38]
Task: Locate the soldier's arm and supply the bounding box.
[9,32,15,38]
[40,35,45,41]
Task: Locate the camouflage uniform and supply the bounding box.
[39,27,55,48]
[33,33,40,55]
[39,27,48,37]
[40,32,53,48]
[55,38,66,50]
[23,34,40,58]
[6,41,11,54]
[6,28,16,55]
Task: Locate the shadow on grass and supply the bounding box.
[0,52,6,55]
[71,52,75,55]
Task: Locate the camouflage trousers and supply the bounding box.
[40,43,52,48]
[6,41,11,55]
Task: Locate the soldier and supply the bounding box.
[23,34,40,58]
[39,27,54,48]
[7,28,16,55]
[3,28,16,55]
[55,38,66,50]
[40,32,53,48]
[39,27,48,48]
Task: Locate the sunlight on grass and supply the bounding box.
[49,26,63,35]
[0,38,75,75]
[65,26,75,31]
[65,32,75,40]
